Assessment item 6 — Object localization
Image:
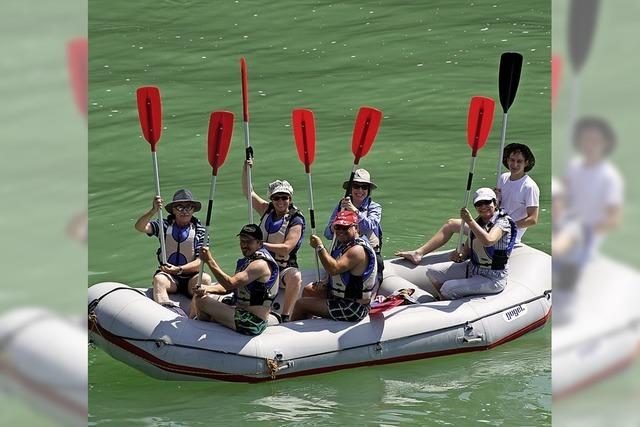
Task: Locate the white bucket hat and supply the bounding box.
[473,187,497,205]
[342,168,377,190]
[267,180,294,197]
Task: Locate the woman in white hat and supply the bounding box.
[323,168,383,254]
[425,188,517,300]
[242,160,306,322]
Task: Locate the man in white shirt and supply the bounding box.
[495,143,540,244]
[564,117,623,254]
[395,143,539,264]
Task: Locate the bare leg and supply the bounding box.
[195,296,237,330]
[281,269,302,317]
[290,297,330,321]
[302,281,327,298]
[152,274,177,305]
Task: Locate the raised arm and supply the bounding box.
[242,159,269,216]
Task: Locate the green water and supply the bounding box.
[89,0,551,424]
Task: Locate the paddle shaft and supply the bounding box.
[457,155,478,253]
[495,112,509,184]
[243,121,254,223]
[151,151,167,265]
[307,173,321,282]
[566,75,581,170]
[197,173,217,288]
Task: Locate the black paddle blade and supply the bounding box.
[498,52,523,113]
[568,0,600,73]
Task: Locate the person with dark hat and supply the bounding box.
[564,117,622,254]
[242,160,306,322]
[494,142,540,243]
[134,188,212,315]
[291,210,377,322]
[395,143,539,264]
[193,224,279,336]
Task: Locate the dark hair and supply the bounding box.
[573,117,616,155]
[502,143,535,172]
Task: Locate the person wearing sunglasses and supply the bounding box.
[291,210,378,322]
[242,160,306,322]
[134,188,212,316]
[324,169,382,253]
[424,188,517,300]
[395,143,538,264]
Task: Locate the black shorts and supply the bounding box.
[326,299,370,322]
[154,270,196,296]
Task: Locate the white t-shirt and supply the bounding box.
[565,158,623,228]
[496,172,540,243]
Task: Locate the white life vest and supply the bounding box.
[259,204,304,268]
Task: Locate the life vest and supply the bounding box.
[469,209,517,270]
[328,237,377,301]
[234,247,280,309]
[259,204,305,268]
[156,217,200,267]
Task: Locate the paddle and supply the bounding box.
[566,0,600,161]
[136,86,167,265]
[495,52,523,185]
[456,96,496,253]
[292,108,321,282]
[67,38,87,118]
[196,111,235,288]
[240,57,254,223]
[343,107,383,197]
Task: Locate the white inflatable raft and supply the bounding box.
[552,255,640,399]
[88,244,551,382]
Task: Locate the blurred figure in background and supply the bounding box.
[564,117,623,257]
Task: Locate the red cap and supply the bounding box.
[333,210,359,226]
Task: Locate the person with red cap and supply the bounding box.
[290,210,378,322]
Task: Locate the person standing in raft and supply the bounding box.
[291,210,377,322]
[395,143,538,263]
[134,189,212,316]
[194,224,279,336]
[242,160,305,323]
[426,188,516,300]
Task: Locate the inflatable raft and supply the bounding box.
[552,255,640,399]
[88,244,551,382]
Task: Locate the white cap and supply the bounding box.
[267,180,294,197]
[473,187,497,204]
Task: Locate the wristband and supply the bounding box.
[316,244,325,253]
[178,267,183,275]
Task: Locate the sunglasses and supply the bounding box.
[174,204,195,212]
[351,183,370,190]
[474,200,493,208]
[271,195,290,202]
[334,224,354,231]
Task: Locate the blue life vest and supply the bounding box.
[469,210,517,270]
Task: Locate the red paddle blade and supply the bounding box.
[351,106,382,163]
[466,96,495,156]
[292,109,316,173]
[207,111,235,175]
[551,54,563,109]
[240,57,249,122]
[67,38,87,117]
[136,86,163,150]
